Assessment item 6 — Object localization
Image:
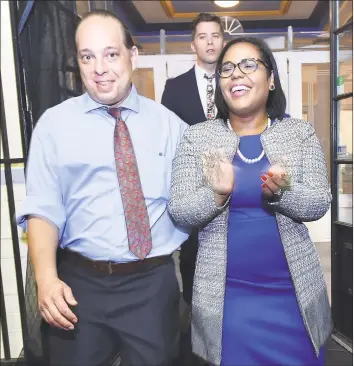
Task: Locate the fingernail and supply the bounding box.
[261,184,266,188]
[261,175,267,182]
[69,325,74,330]
[268,172,273,177]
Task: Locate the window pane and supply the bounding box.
[338,0,353,28]
[91,1,107,10]
[76,1,89,16]
[338,164,353,224]
[302,64,331,181]
[337,28,353,95]
[337,97,353,160]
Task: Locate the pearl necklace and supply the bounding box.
[226,118,271,164]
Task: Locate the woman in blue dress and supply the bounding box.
[168,37,331,366]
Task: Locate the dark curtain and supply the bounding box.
[19,0,82,125]
[16,1,82,365]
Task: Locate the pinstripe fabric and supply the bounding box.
[168,117,332,366]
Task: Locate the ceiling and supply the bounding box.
[75,0,351,55]
[112,0,330,35]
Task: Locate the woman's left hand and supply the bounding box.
[261,165,289,199]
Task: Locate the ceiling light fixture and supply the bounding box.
[214,1,240,8]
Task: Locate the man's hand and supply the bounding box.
[38,277,78,331]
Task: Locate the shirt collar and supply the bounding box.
[82,84,140,114]
[195,63,215,80]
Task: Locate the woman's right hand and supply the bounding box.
[202,149,234,203]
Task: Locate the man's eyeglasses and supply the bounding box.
[218,58,270,78]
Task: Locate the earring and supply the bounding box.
[269,84,275,91]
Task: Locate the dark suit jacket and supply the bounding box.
[161,66,206,126]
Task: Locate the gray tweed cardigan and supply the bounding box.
[168,117,332,366]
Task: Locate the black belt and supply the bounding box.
[58,248,171,275]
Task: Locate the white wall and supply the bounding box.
[1,1,23,159]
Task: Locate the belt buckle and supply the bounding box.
[107,262,113,275]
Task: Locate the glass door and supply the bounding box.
[330,0,353,350]
[135,55,169,103]
[287,51,332,304]
[287,52,331,239]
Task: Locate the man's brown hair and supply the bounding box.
[191,13,224,40]
[76,9,135,49]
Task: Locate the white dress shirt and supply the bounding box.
[194,63,217,119]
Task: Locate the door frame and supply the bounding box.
[287,51,331,244]
[287,51,330,119]
[329,0,353,350]
[137,54,196,103]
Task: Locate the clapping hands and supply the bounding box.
[202,148,234,205]
[261,164,291,199]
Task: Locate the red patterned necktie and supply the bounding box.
[109,108,152,260]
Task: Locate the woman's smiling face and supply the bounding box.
[219,42,274,117]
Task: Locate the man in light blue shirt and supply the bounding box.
[17,9,188,366]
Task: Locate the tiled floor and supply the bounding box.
[325,337,353,365]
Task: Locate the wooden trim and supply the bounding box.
[160,0,292,19]
[280,0,292,15]
[160,0,175,18]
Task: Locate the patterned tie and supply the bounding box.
[109,108,152,260]
[204,73,215,120]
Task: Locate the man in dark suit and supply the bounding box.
[161,12,225,365]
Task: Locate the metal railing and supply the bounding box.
[0,73,28,365]
[133,27,330,55]
[1,1,83,364]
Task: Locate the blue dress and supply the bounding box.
[221,133,324,366]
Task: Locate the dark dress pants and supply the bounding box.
[179,231,198,305]
[179,231,204,366]
[42,256,180,366]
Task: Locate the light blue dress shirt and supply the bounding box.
[17,85,189,262]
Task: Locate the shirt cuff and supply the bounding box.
[16,195,66,238]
